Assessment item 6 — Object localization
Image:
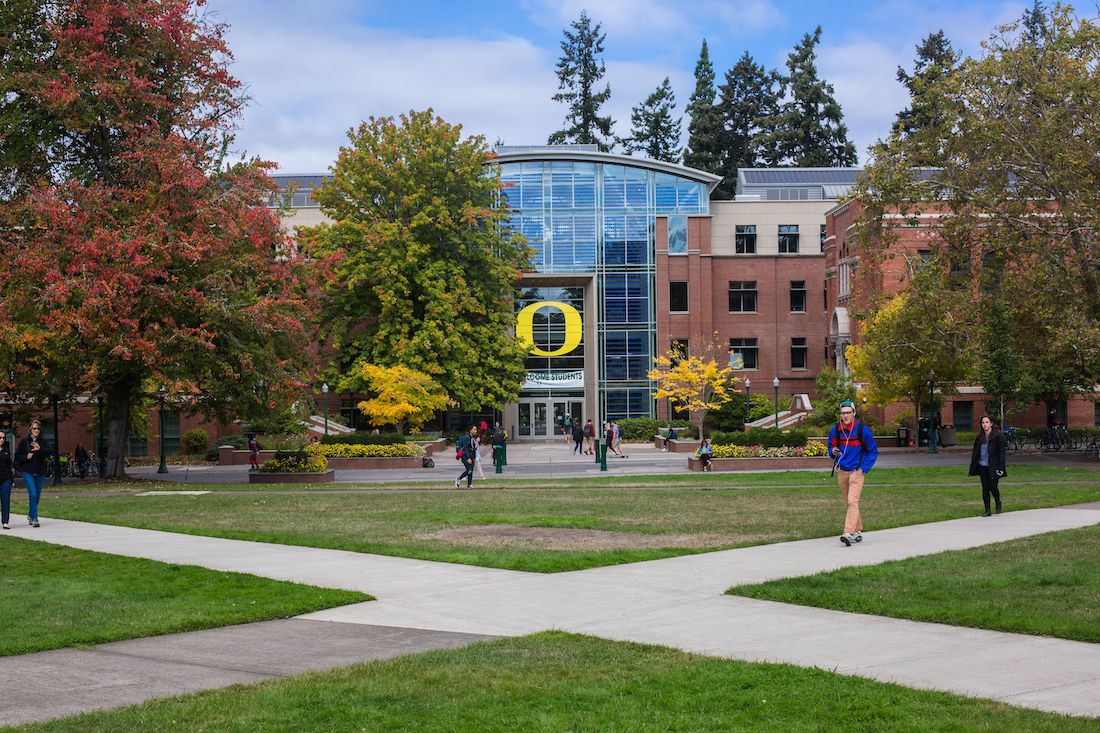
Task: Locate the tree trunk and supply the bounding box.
[104,380,135,478]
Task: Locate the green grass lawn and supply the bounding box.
[10,632,1097,733]
[728,524,1100,643]
[40,463,1100,492]
[0,536,369,657]
[35,472,1100,572]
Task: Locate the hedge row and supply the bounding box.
[615,418,696,442]
[259,450,328,473]
[708,428,808,448]
[306,443,422,458]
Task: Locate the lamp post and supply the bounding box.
[773,377,780,430]
[322,383,329,436]
[744,378,751,432]
[50,389,61,486]
[97,393,107,478]
[157,386,168,474]
[927,373,938,455]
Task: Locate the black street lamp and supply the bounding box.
[50,389,61,486]
[744,378,751,432]
[773,377,780,430]
[927,372,938,455]
[157,386,168,474]
[322,382,329,436]
[97,393,107,477]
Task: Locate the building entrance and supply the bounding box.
[517,399,582,439]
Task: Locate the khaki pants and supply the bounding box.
[837,469,864,535]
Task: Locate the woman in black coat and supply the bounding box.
[14,419,51,528]
[0,432,12,529]
[969,415,1006,517]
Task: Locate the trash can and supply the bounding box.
[917,418,930,447]
[895,427,909,447]
[939,425,956,447]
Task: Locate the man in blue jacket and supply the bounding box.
[828,400,878,546]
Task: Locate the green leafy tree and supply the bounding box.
[977,298,1023,425]
[683,40,724,177]
[0,0,316,477]
[856,5,1100,406]
[807,366,859,427]
[547,10,615,151]
[890,30,957,164]
[716,52,784,197]
[758,27,858,166]
[305,110,533,412]
[618,77,681,162]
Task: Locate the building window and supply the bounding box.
[162,412,180,455]
[605,389,651,420]
[778,225,799,253]
[605,273,649,324]
[670,339,689,364]
[791,337,808,369]
[790,281,806,312]
[823,279,829,310]
[820,224,827,251]
[728,281,757,312]
[668,215,687,254]
[669,281,688,312]
[729,338,758,370]
[953,401,973,432]
[605,331,650,380]
[735,225,756,254]
[127,432,147,457]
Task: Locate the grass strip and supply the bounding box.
[37,463,1100,493]
[729,524,1100,642]
[37,479,1100,572]
[10,632,1097,732]
[0,536,369,657]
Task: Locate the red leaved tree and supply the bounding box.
[0,0,316,477]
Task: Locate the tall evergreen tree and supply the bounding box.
[618,78,681,162]
[758,27,858,167]
[547,11,615,151]
[892,30,958,161]
[683,40,723,176]
[715,52,783,199]
[1022,0,1050,46]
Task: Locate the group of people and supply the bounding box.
[0,419,53,530]
[454,422,508,488]
[563,417,626,458]
[826,400,1008,547]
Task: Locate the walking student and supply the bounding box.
[0,432,12,530]
[15,419,51,528]
[247,434,260,472]
[828,400,877,546]
[969,414,1006,516]
[582,418,595,454]
[571,420,585,455]
[455,425,478,488]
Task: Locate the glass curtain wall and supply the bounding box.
[500,159,707,421]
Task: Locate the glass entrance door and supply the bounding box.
[532,402,548,436]
[519,399,582,439]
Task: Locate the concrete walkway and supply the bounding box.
[2,501,1099,726]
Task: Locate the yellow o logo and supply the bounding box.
[517,301,583,357]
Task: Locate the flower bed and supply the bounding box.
[253,450,333,483]
[712,441,828,458]
[688,440,831,472]
[306,443,423,458]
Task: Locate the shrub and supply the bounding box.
[615,418,695,441]
[259,450,328,473]
[709,428,807,448]
[318,432,406,446]
[712,440,827,458]
[217,434,250,450]
[306,443,422,458]
[181,428,209,455]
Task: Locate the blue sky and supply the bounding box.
[206,0,1032,173]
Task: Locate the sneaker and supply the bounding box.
[853,531,862,543]
[31,519,39,528]
[454,479,460,488]
[2,524,9,530]
[840,532,852,546]
[27,516,32,525]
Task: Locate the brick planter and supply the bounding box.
[219,447,277,465]
[413,438,447,457]
[688,456,833,472]
[652,437,703,453]
[249,470,335,484]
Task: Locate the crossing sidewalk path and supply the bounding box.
[1,502,1099,726]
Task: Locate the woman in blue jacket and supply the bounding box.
[15,420,51,528]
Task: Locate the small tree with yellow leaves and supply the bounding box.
[647,340,738,441]
[342,362,454,435]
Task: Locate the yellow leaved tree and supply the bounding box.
[647,339,739,441]
[342,362,454,435]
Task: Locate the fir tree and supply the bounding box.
[683,40,723,177]
[1022,0,1050,46]
[618,77,681,163]
[892,30,958,156]
[716,52,783,198]
[759,27,858,167]
[547,11,615,151]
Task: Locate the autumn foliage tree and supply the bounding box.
[0,0,316,477]
[647,339,737,441]
[305,111,533,412]
[343,363,453,435]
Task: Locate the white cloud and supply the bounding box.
[700,0,786,35]
[522,0,692,40]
